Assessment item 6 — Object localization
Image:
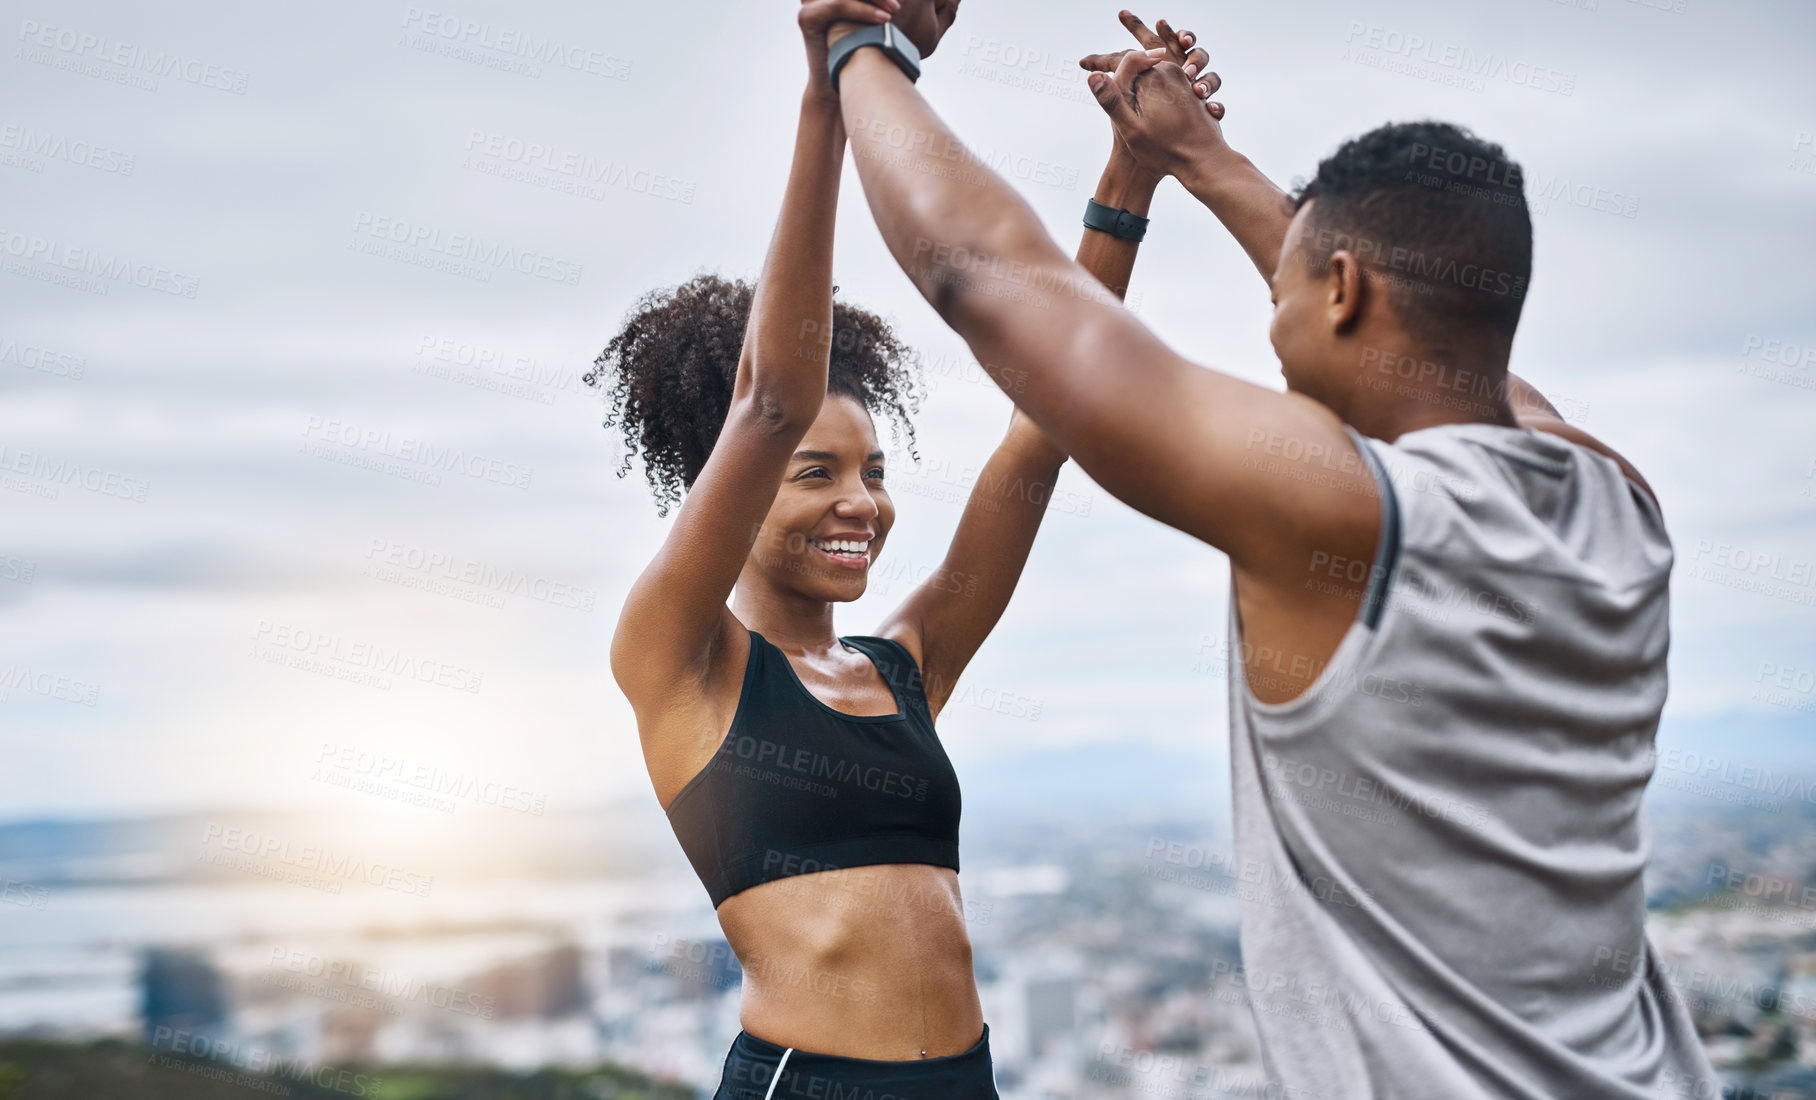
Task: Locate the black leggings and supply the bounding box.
[712,1025,999,1100]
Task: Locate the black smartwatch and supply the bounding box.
[1083,199,1150,242]
[828,24,922,92]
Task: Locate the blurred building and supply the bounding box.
[1025,974,1077,1054]
[469,942,588,1019]
[139,948,226,1047]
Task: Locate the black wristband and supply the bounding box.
[828,24,922,92]
[1083,199,1149,242]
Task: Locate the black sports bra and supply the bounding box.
[664,630,962,908]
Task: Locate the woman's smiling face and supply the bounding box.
[749,393,895,603]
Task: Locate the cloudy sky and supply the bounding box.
[3,0,1813,824]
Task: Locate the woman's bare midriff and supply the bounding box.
[715,862,983,1060]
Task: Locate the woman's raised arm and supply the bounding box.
[610,1,899,708]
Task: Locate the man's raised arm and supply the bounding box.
[1084,22,1627,489]
[825,29,1376,570]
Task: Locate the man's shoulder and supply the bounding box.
[1514,417,1660,517]
[1378,421,1673,585]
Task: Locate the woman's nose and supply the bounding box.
[835,485,880,519]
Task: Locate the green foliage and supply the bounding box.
[0,1041,694,1100]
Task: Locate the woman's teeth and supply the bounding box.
[809,538,869,558]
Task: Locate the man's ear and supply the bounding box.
[1326,249,1365,334]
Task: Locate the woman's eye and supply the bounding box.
[865,468,886,482]
[796,467,831,481]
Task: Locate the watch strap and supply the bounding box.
[828,24,923,92]
[1083,198,1150,242]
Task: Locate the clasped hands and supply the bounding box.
[798,1,1229,183]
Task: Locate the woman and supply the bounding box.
[591,2,1203,1094]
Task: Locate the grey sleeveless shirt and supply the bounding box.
[1227,423,1720,1099]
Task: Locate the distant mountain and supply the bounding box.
[0,803,686,888]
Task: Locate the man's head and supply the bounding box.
[1268,121,1532,415]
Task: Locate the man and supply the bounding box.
[815,3,1720,1096]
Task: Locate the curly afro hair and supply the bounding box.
[586,274,922,515]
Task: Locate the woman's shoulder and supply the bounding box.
[639,614,761,811]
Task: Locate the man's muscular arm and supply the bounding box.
[829,38,1378,570]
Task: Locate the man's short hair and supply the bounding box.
[1293,121,1532,349]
